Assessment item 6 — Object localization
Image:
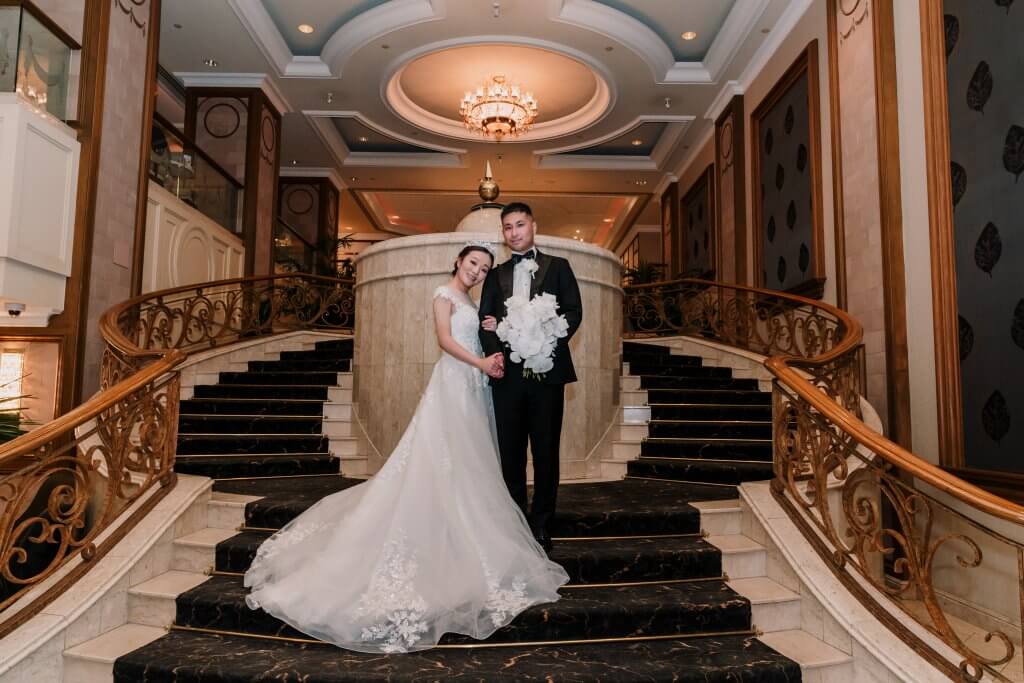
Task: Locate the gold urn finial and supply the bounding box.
[478,161,500,202]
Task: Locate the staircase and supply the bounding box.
[63,339,855,681]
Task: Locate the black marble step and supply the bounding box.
[640,438,772,461]
[279,349,352,362]
[647,420,771,440]
[215,532,723,583]
[193,384,330,400]
[175,575,750,645]
[628,458,774,485]
[180,398,325,416]
[650,403,773,421]
[220,479,732,536]
[177,434,329,455]
[248,359,351,373]
[646,388,772,405]
[628,364,732,379]
[114,629,800,682]
[218,371,340,386]
[624,352,703,368]
[175,454,339,479]
[639,376,759,391]
[314,338,354,352]
[623,341,670,355]
[178,414,324,435]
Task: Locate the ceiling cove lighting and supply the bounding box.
[630,138,643,146]
[460,75,538,139]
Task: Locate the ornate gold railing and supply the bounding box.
[0,273,354,635]
[625,278,1024,682]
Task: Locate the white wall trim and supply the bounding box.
[343,151,465,168]
[304,109,467,154]
[279,166,347,191]
[533,117,692,171]
[322,0,446,77]
[174,72,291,115]
[704,80,745,122]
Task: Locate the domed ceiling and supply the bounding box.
[159,0,795,247]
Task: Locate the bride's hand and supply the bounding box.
[481,316,498,332]
[479,353,504,378]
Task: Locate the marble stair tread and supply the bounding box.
[65,623,166,666]
[638,439,773,461]
[646,419,772,439]
[705,534,765,555]
[248,359,351,372]
[758,629,853,669]
[179,398,326,416]
[726,577,800,606]
[178,414,324,434]
[176,527,241,548]
[175,453,340,479]
[175,575,753,644]
[177,433,329,454]
[691,499,743,535]
[627,365,733,378]
[649,403,773,420]
[214,531,725,583]
[131,570,210,599]
[217,371,341,386]
[645,388,772,405]
[627,458,774,486]
[279,349,353,361]
[638,377,759,391]
[193,384,331,400]
[113,629,801,682]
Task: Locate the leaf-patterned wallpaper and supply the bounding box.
[945,0,1024,470]
[757,72,815,292]
[681,173,713,277]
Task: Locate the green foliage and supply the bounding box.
[622,260,667,285]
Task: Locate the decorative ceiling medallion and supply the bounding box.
[459,75,538,139]
[382,37,615,144]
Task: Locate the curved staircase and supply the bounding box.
[57,339,863,681]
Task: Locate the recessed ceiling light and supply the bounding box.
[173,23,182,29]
[389,215,400,220]
[290,159,298,165]
[603,218,613,223]
[344,226,353,231]
[203,58,218,67]
[630,179,648,186]
[681,31,697,40]
[358,136,369,142]
[350,176,358,181]
[298,23,314,34]
[631,138,643,146]
[575,229,581,233]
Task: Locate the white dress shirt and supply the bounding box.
[511,249,537,299]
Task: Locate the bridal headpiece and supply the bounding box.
[463,240,497,257]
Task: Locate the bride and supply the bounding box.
[244,242,569,653]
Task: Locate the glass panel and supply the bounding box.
[150,117,243,234]
[15,9,72,120]
[0,7,19,93]
[274,220,314,274]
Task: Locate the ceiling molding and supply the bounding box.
[381,34,615,143]
[548,0,771,84]
[670,124,716,182]
[534,116,692,171]
[304,110,467,154]
[323,0,446,77]
[704,80,744,121]
[175,72,292,115]
[224,0,331,78]
[652,172,678,198]
[735,0,815,90]
[343,151,465,169]
[280,166,347,191]
[306,115,351,169]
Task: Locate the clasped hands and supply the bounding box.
[480,316,504,379]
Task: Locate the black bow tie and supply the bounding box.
[511,250,536,265]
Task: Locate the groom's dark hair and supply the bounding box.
[500,202,533,220]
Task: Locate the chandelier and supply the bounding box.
[459,75,538,138]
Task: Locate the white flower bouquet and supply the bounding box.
[495,292,570,379]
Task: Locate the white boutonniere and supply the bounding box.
[523,259,539,278]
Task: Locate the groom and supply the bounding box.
[479,202,583,552]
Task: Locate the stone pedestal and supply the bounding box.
[354,232,622,479]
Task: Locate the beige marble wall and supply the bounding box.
[354,233,622,479]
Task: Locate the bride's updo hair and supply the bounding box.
[452,244,495,275]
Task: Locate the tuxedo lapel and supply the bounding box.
[531,251,553,298]
[498,260,515,301]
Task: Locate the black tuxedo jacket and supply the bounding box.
[479,250,583,385]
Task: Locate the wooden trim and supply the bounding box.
[749,41,828,300]
[660,182,678,273]
[129,0,161,297]
[242,90,261,276]
[825,0,848,309]
[919,0,963,468]
[714,95,746,283]
[152,112,244,190]
[607,193,654,253]
[679,164,716,278]
[872,0,912,449]
[946,468,1024,506]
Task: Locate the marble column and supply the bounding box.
[354,232,622,479]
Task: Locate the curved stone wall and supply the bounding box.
[354,232,622,478]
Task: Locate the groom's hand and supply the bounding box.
[481,315,498,332]
[484,353,505,379]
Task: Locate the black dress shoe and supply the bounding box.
[534,530,553,553]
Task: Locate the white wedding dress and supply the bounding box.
[244,285,568,653]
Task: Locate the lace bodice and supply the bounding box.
[434,286,483,357]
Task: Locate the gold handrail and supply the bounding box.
[624,277,1024,681]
